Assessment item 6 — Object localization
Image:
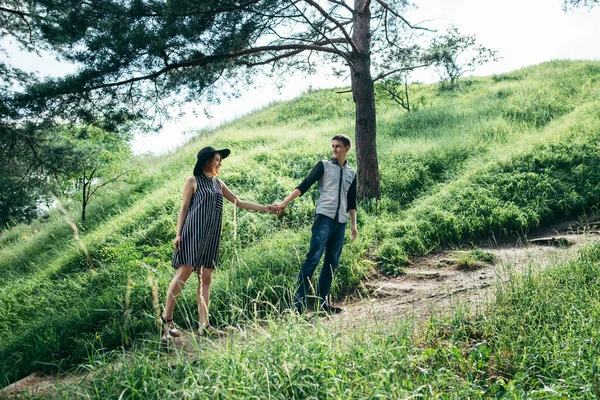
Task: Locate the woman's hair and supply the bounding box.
[202,153,220,176]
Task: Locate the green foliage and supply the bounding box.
[562,0,599,10]
[501,86,576,127]
[2,61,600,388]
[241,89,355,129]
[0,125,134,228]
[427,241,600,397]
[379,146,481,210]
[491,72,522,83]
[375,42,425,113]
[378,238,410,275]
[0,173,44,228]
[25,241,600,399]
[423,25,500,88]
[454,249,497,270]
[376,111,600,275]
[49,125,134,221]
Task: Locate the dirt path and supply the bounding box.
[327,231,599,331]
[3,229,598,398]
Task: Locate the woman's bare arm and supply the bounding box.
[220,180,273,212]
[173,176,196,250]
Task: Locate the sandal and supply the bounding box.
[195,324,226,338]
[160,315,182,338]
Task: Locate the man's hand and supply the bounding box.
[272,202,287,216]
[350,226,358,242]
[274,189,300,217]
[270,203,279,216]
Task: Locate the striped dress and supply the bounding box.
[172,174,223,270]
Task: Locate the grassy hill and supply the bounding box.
[1,60,600,397]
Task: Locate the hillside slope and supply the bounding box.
[1,60,600,386]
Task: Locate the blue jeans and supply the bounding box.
[294,214,346,309]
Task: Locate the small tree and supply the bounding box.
[377,73,413,111]
[0,171,44,229]
[375,44,426,112]
[424,25,499,90]
[48,126,133,222]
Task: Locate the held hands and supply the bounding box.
[264,204,277,213]
[262,204,282,214]
[270,202,287,217]
[270,190,296,216]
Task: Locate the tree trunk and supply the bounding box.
[82,177,87,222]
[351,0,381,201]
[404,81,411,112]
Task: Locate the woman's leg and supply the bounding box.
[197,266,213,327]
[162,265,194,321]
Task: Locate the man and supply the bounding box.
[276,134,358,314]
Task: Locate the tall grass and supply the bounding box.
[1,60,600,386]
[27,240,600,399]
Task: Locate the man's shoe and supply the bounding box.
[320,303,343,315]
[293,304,305,315]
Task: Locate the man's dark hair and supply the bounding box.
[331,134,351,147]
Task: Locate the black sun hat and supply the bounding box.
[193,146,231,176]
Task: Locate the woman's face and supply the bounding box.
[209,153,222,175]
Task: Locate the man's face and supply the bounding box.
[331,140,350,160]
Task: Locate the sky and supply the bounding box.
[5,0,600,154]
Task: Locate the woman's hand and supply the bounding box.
[173,235,181,251]
[264,204,278,213]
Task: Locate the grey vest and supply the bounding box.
[316,159,356,223]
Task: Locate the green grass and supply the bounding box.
[454,249,497,270]
[1,60,600,390]
[21,240,600,399]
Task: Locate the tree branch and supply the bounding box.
[79,0,264,18]
[265,26,345,45]
[381,79,410,111]
[289,2,354,64]
[383,8,396,47]
[87,167,96,184]
[71,43,349,93]
[374,0,435,32]
[0,6,32,18]
[0,5,35,42]
[373,63,429,82]
[302,0,358,53]
[19,13,33,43]
[87,171,129,200]
[328,0,354,13]
[242,3,303,19]
[239,49,305,66]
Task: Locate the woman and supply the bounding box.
[161,146,274,337]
